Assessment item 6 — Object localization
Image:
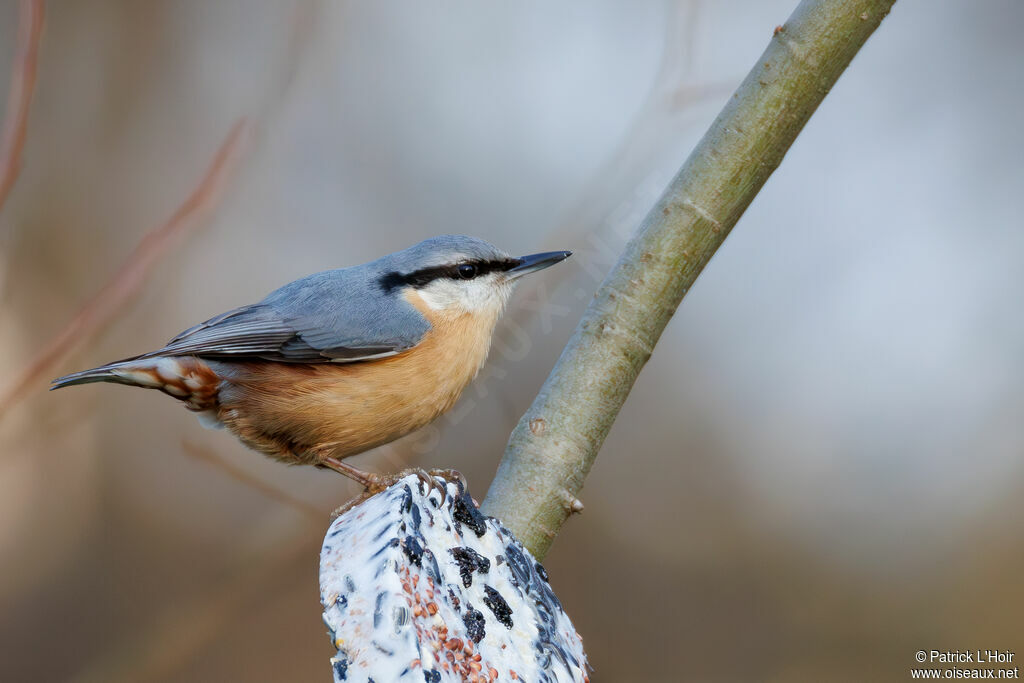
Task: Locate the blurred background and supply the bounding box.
[1,1,1022,681]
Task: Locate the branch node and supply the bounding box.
[567,496,584,515]
[557,488,585,515]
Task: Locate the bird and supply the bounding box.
[52,235,570,490]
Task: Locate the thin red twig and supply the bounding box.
[0,0,44,212]
[0,119,251,419]
[182,440,326,523]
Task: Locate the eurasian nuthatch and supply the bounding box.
[52,235,570,488]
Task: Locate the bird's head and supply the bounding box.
[376,235,571,318]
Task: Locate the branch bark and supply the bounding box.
[481,0,897,559]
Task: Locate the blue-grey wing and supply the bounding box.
[153,268,430,363]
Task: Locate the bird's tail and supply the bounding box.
[51,358,151,390]
[52,356,225,428]
[53,355,217,400]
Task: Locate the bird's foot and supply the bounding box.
[403,467,467,500]
[319,454,466,517]
[358,467,459,502]
[423,467,467,494]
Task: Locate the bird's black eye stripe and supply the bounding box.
[379,258,521,291]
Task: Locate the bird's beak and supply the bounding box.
[506,250,572,280]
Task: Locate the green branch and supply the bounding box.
[481,0,897,559]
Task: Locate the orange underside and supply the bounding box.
[210,291,500,465]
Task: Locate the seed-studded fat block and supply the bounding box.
[320,475,589,682]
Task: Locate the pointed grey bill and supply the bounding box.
[506,251,572,280]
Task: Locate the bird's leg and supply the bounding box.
[322,462,458,519]
[317,454,385,490]
[314,448,451,503]
[315,453,386,518]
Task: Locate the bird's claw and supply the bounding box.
[392,467,465,502]
[325,465,467,518]
[426,468,467,494]
[364,467,466,502]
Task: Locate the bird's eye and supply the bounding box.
[456,264,478,280]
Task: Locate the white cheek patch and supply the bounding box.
[416,279,468,311]
[416,275,515,314]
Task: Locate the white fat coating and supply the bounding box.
[320,475,589,682]
[415,273,516,314]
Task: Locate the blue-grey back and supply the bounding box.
[149,235,507,363]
